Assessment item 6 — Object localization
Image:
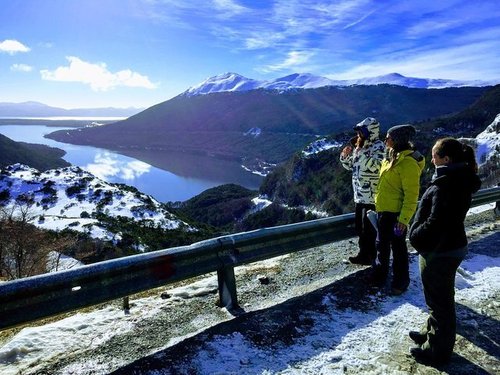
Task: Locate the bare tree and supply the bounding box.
[0,203,75,280]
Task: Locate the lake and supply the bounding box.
[0,124,263,202]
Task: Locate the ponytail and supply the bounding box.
[434,137,478,173]
[461,143,478,173]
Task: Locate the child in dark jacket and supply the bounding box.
[408,137,481,365]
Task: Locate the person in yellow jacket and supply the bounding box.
[370,124,425,295]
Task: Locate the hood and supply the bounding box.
[353,117,380,143]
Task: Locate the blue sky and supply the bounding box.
[1,0,499,109]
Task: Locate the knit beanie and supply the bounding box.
[387,124,416,145]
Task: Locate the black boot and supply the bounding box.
[409,331,427,346]
[348,255,372,265]
[410,347,450,366]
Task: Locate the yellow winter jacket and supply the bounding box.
[375,149,425,226]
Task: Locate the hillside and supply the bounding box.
[172,184,258,230]
[416,84,500,136]
[171,183,321,233]
[260,85,500,215]
[0,133,70,171]
[0,164,202,256]
[46,85,489,166]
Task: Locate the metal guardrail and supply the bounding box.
[0,187,499,331]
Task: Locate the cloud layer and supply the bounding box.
[142,0,500,80]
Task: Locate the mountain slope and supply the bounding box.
[46,85,489,166]
[0,133,70,170]
[0,164,197,253]
[260,85,500,214]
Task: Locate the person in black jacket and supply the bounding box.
[408,137,481,365]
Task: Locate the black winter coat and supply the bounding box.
[409,163,481,254]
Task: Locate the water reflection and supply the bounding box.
[0,124,263,202]
[87,152,151,181]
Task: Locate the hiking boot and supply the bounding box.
[391,281,409,295]
[410,347,449,366]
[409,331,427,346]
[366,271,386,287]
[348,255,372,265]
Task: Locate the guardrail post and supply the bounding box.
[495,183,500,217]
[217,266,238,310]
[123,296,130,312]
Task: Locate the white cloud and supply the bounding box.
[40,56,158,91]
[86,152,151,181]
[328,40,500,81]
[212,0,249,18]
[0,39,30,55]
[262,50,315,72]
[10,64,33,72]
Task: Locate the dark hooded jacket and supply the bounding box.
[409,163,481,254]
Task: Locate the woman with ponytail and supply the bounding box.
[408,137,481,365]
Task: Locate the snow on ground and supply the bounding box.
[0,227,498,375]
[0,164,190,244]
[302,138,343,157]
[179,248,499,375]
[46,251,84,272]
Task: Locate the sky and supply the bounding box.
[1,0,500,109]
[0,213,497,374]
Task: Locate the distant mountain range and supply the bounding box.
[184,72,497,96]
[0,101,143,118]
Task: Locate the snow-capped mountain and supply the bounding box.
[475,113,500,164]
[302,137,343,157]
[0,164,193,250]
[184,72,496,96]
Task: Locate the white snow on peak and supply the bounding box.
[262,73,340,90]
[475,113,500,165]
[302,137,343,157]
[184,72,261,95]
[0,163,192,249]
[183,72,497,96]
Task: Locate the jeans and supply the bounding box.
[372,211,409,289]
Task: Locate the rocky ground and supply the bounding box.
[3,209,499,375]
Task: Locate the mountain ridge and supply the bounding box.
[184,72,497,96]
[0,101,143,118]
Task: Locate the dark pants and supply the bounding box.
[354,203,377,262]
[372,212,409,289]
[419,253,465,360]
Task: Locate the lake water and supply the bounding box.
[0,124,263,202]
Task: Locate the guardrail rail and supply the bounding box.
[0,187,499,331]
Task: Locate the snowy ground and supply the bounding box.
[0,210,498,375]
